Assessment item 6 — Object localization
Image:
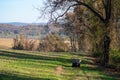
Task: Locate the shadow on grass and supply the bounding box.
[0,50,71,64]
[81,59,95,65]
[67,74,117,80]
[65,66,119,80]
[81,65,119,80]
[81,59,120,80]
[64,57,119,80]
[70,52,92,57]
[0,71,56,80]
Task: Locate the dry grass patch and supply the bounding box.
[0,38,13,49]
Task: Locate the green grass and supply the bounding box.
[0,49,119,80]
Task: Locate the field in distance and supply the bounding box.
[0,38,71,49]
[0,38,13,49]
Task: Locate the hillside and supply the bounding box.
[0,23,62,38]
[0,49,119,80]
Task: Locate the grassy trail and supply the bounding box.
[0,49,119,80]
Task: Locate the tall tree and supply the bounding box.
[41,0,112,66]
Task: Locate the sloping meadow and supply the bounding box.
[0,49,119,80]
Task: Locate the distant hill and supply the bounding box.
[7,22,29,26]
[0,22,63,38]
[0,22,28,26]
[0,22,46,26]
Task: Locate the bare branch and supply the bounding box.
[55,4,77,22]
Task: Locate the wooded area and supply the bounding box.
[39,0,120,67]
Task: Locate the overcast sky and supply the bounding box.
[0,0,48,23]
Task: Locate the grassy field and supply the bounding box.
[0,49,119,80]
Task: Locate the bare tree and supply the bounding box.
[63,13,78,52]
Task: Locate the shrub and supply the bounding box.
[38,34,69,52]
[110,49,120,63]
[110,49,120,70]
[92,51,102,57]
[12,34,37,50]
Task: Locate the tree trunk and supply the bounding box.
[100,23,111,66]
[102,35,111,66]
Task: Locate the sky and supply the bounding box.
[0,0,48,23]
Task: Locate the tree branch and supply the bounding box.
[102,0,106,9]
[75,1,105,22]
[48,0,111,23]
[55,4,77,22]
[55,0,105,22]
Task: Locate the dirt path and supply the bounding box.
[55,66,63,75]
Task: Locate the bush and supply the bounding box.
[38,34,69,52]
[92,51,102,57]
[12,34,37,50]
[110,49,120,63]
[110,49,120,70]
